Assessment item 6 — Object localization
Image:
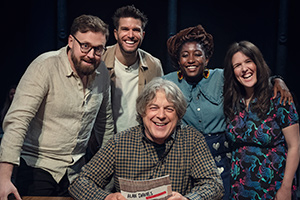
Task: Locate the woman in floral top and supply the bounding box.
[223,41,300,200]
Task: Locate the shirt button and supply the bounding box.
[197,108,201,111]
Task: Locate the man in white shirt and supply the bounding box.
[101,5,163,133]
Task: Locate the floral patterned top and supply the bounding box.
[226,93,299,200]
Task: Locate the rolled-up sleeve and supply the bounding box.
[69,137,116,199]
[0,58,49,165]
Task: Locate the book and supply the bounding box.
[119,175,172,200]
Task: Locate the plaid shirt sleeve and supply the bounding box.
[184,126,224,200]
[68,136,116,199]
[69,125,224,200]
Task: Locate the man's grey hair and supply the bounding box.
[136,78,187,124]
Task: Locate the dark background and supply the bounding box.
[1,0,299,109]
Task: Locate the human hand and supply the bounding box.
[272,78,293,105]
[0,163,21,200]
[167,192,188,200]
[0,179,21,200]
[274,186,291,200]
[104,192,126,200]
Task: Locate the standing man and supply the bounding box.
[0,14,114,199]
[102,5,163,133]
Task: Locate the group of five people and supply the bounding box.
[0,4,299,200]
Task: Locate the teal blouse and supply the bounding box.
[163,69,225,135]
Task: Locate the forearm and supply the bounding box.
[1,62,48,164]
[0,162,21,200]
[0,162,14,180]
[281,146,300,189]
[185,178,224,200]
[281,124,300,189]
[69,175,110,200]
[69,139,116,199]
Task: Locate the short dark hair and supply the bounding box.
[112,5,148,30]
[70,14,109,41]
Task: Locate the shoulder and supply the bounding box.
[101,45,116,67]
[163,71,178,81]
[104,44,116,55]
[272,92,286,108]
[177,125,205,142]
[271,93,299,125]
[25,47,68,78]
[206,68,224,82]
[31,48,64,67]
[272,92,297,112]
[138,48,162,67]
[198,68,224,103]
[114,125,143,143]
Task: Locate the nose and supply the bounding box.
[187,55,195,63]
[157,108,166,119]
[128,30,134,38]
[86,48,96,58]
[240,63,248,72]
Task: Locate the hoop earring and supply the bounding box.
[177,70,183,80]
[203,68,210,79]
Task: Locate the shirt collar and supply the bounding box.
[141,126,177,144]
[137,49,148,70]
[64,46,100,80]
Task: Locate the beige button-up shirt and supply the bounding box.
[0,46,114,183]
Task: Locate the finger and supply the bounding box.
[13,191,22,200]
[283,95,288,106]
[279,95,283,105]
[289,97,294,105]
[288,95,293,105]
[273,88,278,99]
[167,192,177,200]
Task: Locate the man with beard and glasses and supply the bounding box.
[101,5,163,133]
[0,15,114,199]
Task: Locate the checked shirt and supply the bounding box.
[69,125,224,200]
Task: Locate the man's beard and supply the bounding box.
[71,51,99,76]
[117,39,141,54]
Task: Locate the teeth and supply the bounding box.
[243,74,252,79]
[155,122,166,126]
[125,41,134,44]
[83,60,93,64]
[187,66,196,69]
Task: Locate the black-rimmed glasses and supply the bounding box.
[72,34,107,56]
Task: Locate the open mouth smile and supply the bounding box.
[186,66,197,69]
[241,73,253,79]
[154,122,168,126]
[125,40,135,44]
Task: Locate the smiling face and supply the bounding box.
[68,31,106,77]
[232,51,257,95]
[114,17,145,54]
[142,90,179,144]
[178,41,208,83]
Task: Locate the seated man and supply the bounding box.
[69,78,224,200]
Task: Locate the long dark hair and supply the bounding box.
[223,41,272,120]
